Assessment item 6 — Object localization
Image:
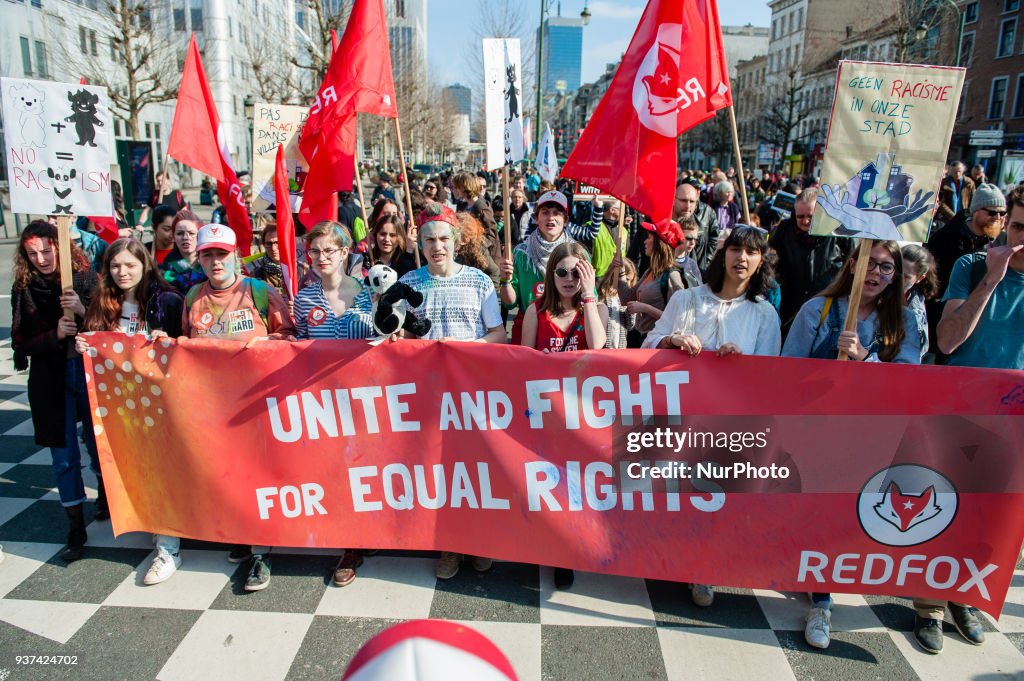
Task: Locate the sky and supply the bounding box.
[427,0,773,88]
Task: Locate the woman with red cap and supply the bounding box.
[625,220,686,347]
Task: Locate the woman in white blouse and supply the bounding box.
[643,226,781,357]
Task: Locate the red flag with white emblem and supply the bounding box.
[168,35,252,255]
[561,0,731,222]
[300,0,398,226]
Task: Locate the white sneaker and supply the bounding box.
[690,583,714,607]
[805,606,831,649]
[143,551,181,585]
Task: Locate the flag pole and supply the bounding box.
[726,105,751,225]
[502,166,512,258]
[393,117,420,267]
[353,155,372,259]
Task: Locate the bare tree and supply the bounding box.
[245,38,302,105]
[56,0,179,138]
[759,67,813,161]
[290,0,352,94]
[889,0,960,65]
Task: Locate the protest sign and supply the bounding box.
[811,61,965,243]
[85,335,1024,616]
[251,103,308,212]
[1,77,113,216]
[483,38,524,170]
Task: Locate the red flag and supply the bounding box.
[300,0,398,226]
[274,145,298,299]
[561,0,732,222]
[330,29,339,53]
[168,35,252,255]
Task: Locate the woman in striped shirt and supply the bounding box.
[293,222,374,340]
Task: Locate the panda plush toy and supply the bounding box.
[365,264,432,339]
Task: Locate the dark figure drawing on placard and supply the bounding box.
[47,166,76,214]
[65,89,103,147]
[505,65,519,124]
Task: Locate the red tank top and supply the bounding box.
[534,301,588,353]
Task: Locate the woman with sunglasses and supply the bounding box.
[782,239,919,650]
[520,243,606,588]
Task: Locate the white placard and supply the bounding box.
[2,77,113,216]
[483,38,524,169]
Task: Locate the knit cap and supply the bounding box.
[969,183,1006,213]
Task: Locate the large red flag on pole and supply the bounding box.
[274,145,299,299]
[168,35,252,255]
[561,0,732,222]
[299,0,398,226]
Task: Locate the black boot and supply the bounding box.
[60,505,88,563]
[94,477,110,521]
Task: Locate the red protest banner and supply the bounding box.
[84,335,1024,616]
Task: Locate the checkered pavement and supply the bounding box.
[1,333,1023,681]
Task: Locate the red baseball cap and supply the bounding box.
[535,190,569,213]
[642,219,684,249]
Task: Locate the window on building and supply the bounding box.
[797,7,804,30]
[86,0,97,9]
[960,31,975,67]
[396,0,405,17]
[998,18,1017,57]
[145,122,152,138]
[1005,0,1019,13]
[20,37,32,75]
[191,0,204,31]
[89,30,97,56]
[228,16,232,37]
[155,123,161,139]
[965,2,979,24]
[113,119,122,137]
[989,76,1009,118]
[788,12,794,34]
[232,95,238,116]
[174,4,186,31]
[79,25,87,54]
[296,9,305,30]
[1013,75,1024,117]
[771,19,777,40]
[139,7,151,30]
[34,41,47,78]
[31,0,42,7]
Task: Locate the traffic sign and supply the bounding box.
[969,130,1004,146]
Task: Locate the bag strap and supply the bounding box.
[816,296,833,333]
[247,278,271,329]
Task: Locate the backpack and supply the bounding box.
[185,278,270,330]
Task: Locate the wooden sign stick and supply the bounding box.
[727,104,751,225]
[354,156,375,266]
[502,166,512,258]
[56,215,75,321]
[838,239,873,361]
[393,117,420,268]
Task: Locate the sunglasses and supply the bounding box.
[683,236,697,243]
[983,208,1007,218]
[554,267,581,280]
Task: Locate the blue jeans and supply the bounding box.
[50,357,100,507]
[812,592,833,609]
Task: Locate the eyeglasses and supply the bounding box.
[683,236,698,243]
[866,259,896,276]
[554,267,581,280]
[309,247,342,258]
[983,208,1007,218]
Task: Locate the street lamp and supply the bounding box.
[915,0,965,66]
[581,1,591,26]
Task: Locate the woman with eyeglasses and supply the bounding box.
[294,222,370,341]
[781,239,919,650]
[520,243,606,589]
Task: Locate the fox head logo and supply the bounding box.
[873,482,942,532]
[858,465,958,547]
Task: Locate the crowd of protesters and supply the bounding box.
[10,160,1023,654]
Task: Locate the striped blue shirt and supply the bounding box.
[293,281,375,340]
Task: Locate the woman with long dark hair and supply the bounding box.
[782,239,919,650]
[11,221,100,562]
[364,214,418,278]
